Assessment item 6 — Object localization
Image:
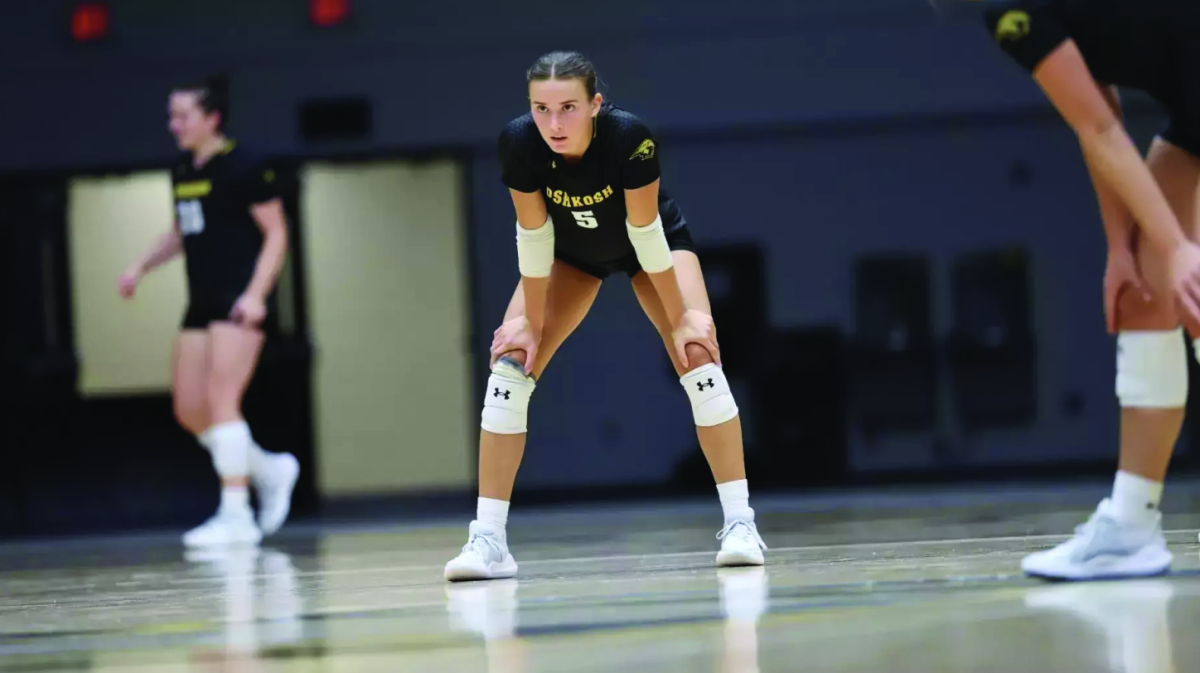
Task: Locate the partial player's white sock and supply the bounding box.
[1111,470,1163,523]
[477,497,510,532]
[717,479,753,524]
[221,486,251,514]
[247,436,273,477]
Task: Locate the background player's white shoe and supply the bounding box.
[445,521,518,582]
[254,452,300,536]
[183,508,263,548]
[1021,499,1171,581]
[716,519,767,567]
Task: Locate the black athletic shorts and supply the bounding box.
[555,225,697,280]
[1162,118,1200,159]
[181,292,278,333]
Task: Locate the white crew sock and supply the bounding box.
[717,479,753,524]
[1111,470,1163,523]
[221,486,251,514]
[477,497,510,532]
[204,421,253,514]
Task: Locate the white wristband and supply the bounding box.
[516,216,554,278]
[626,214,674,273]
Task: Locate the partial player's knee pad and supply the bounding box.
[1116,329,1188,408]
[680,363,739,427]
[481,358,536,434]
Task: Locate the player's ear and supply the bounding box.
[592,93,603,116]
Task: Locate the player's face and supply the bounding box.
[168,92,220,151]
[529,78,601,156]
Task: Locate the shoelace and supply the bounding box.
[717,520,768,550]
[464,532,507,561]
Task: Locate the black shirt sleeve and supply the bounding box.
[498,120,543,193]
[616,117,662,191]
[243,158,282,206]
[983,0,1069,73]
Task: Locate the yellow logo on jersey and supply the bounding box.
[264,170,276,183]
[995,10,1030,41]
[546,185,615,208]
[174,180,212,199]
[630,139,656,161]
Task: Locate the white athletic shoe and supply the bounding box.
[183,507,263,548]
[716,519,768,567]
[444,521,519,582]
[1021,499,1172,581]
[254,452,300,536]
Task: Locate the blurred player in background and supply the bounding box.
[972,0,1200,580]
[118,75,299,547]
[444,52,767,581]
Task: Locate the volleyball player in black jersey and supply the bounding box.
[117,76,299,547]
[444,52,767,581]
[968,0,1200,579]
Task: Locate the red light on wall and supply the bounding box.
[71,2,110,42]
[310,0,350,27]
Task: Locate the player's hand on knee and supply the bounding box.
[1171,242,1200,328]
[491,316,540,374]
[1104,246,1151,335]
[672,309,720,369]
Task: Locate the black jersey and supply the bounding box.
[499,104,687,268]
[983,0,1200,112]
[171,141,279,298]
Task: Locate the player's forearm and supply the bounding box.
[1079,124,1186,255]
[245,227,288,301]
[1083,150,1136,249]
[521,276,550,334]
[133,230,183,274]
[503,280,528,322]
[647,269,688,327]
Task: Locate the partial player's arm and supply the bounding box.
[626,180,686,324]
[246,199,289,302]
[1081,86,1137,250]
[132,226,184,275]
[1034,44,1185,255]
[511,189,552,338]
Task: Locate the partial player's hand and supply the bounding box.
[1103,246,1151,335]
[230,294,267,327]
[491,316,540,375]
[672,309,720,369]
[118,267,142,299]
[1172,242,1200,329]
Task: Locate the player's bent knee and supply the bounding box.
[1116,329,1188,408]
[680,363,739,427]
[1114,290,1176,332]
[683,343,714,370]
[481,358,536,434]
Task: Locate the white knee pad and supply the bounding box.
[1116,329,1188,408]
[681,363,739,427]
[481,359,537,434]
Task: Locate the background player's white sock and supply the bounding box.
[247,434,273,476]
[477,497,509,532]
[206,421,253,514]
[717,479,753,524]
[1111,471,1162,523]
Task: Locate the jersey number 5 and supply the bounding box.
[572,211,598,229]
[177,200,206,236]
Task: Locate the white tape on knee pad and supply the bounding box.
[481,359,537,434]
[1116,329,1188,408]
[681,363,739,427]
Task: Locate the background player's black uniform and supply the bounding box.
[984,0,1200,156]
[171,141,280,330]
[499,104,694,279]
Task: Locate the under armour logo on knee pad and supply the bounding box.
[493,387,511,400]
[697,379,715,391]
